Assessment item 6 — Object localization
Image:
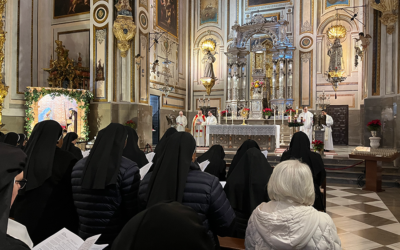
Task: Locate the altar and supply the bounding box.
[207,125,280,151]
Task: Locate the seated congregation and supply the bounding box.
[0,121,341,250]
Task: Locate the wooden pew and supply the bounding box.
[218,236,245,250]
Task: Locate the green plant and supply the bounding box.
[24,88,93,140]
[125,120,137,130]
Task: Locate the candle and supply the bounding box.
[290,110,292,122]
[282,111,284,125]
[274,110,276,124]
[225,109,228,124]
[203,94,205,100]
[296,109,298,115]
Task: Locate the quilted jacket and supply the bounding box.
[138,162,236,247]
[71,157,140,246]
[245,201,341,250]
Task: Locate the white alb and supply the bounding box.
[245,201,341,250]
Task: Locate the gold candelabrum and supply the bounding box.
[0,0,7,128]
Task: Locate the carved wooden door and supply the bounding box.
[327,105,348,145]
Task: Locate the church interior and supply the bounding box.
[1,0,400,249]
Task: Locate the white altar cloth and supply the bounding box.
[207,125,280,149]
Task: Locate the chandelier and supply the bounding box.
[324,68,346,93]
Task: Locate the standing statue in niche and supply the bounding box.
[202,50,216,79]
[327,38,344,71]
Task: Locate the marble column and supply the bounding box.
[385,32,395,95]
[271,59,278,100]
[227,64,232,101]
[241,62,247,101]
[278,58,286,99]
[287,59,293,99]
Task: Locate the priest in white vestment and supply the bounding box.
[322,109,334,151]
[202,110,218,147]
[191,110,207,146]
[297,106,314,146]
[176,111,187,132]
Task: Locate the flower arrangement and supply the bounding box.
[125,120,137,130]
[61,125,67,131]
[221,110,228,117]
[243,108,250,112]
[284,109,296,116]
[251,80,264,88]
[312,140,324,152]
[288,121,304,127]
[263,108,272,117]
[367,119,381,131]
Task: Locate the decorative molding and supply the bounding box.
[139,10,148,30]
[93,24,108,102]
[300,0,314,35]
[325,0,350,10]
[162,94,185,109]
[300,52,312,63]
[197,0,222,30]
[299,50,313,107]
[263,12,280,20]
[131,38,135,102]
[139,0,148,11]
[372,10,381,96]
[317,82,358,86]
[139,31,149,104]
[93,4,108,24]
[94,0,108,4]
[96,29,107,45]
[299,36,313,49]
[245,0,291,11]
[195,97,221,110]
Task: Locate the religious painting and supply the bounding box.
[54,0,90,19]
[247,0,290,8]
[156,0,179,38]
[326,0,350,9]
[200,0,218,25]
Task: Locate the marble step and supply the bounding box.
[327,176,400,188]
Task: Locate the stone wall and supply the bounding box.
[349,110,362,146]
[1,116,25,134]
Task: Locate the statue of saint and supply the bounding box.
[327,38,343,71]
[202,50,216,79]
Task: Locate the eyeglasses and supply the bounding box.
[15,179,27,190]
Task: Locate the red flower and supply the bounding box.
[367,119,381,131]
[243,108,250,112]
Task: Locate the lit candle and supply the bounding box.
[274,109,276,124]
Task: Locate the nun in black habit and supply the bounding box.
[224,147,273,239]
[71,123,140,246]
[111,202,214,250]
[0,142,32,250]
[280,131,326,211]
[197,145,227,181]
[0,131,4,142]
[138,132,235,249]
[17,134,26,150]
[61,132,83,160]
[123,127,148,169]
[152,127,177,163]
[11,120,79,245]
[3,132,20,146]
[227,139,260,177]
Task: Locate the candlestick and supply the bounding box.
[281,111,284,125]
[203,94,205,100]
[274,109,276,125]
[232,110,234,125]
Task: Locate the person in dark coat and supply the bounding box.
[0,142,32,250]
[224,147,273,239]
[111,202,214,250]
[280,131,326,211]
[17,134,27,150]
[71,123,140,247]
[227,139,260,177]
[123,127,148,169]
[62,132,83,160]
[0,131,4,142]
[152,127,177,164]
[197,145,227,181]
[11,120,79,245]
[3,132,20,146]
[138,132,235,249]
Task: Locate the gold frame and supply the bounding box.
[93,24,108,102]
[139,11,148,30]
[155,0,179,39]
[263,12,280,20]
[53,0,90,19]
[299,50,313,108]
[246,0,290,10]
[325,0,350,10]
[130,38,135,102]
[300,0,314,35]
[139,30,149,104]
[162,94,185,109]
[299,36,313,49]
[16,0,34,94]
[199,0,219,25]
[113,37,117,102]
[93,4,109,24]
[372,10,381,96]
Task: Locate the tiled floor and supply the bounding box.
[327,186,400,250]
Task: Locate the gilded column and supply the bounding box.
[0,0,7,128]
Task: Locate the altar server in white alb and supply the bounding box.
[203,110,218,147]
[176,111,187,132]
[191,109,207,147]
[298,106,314,146]
[321,109,334,152]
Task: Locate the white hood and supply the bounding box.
[252,201,321,249]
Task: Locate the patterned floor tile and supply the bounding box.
[327,186,353,190]
[328,190,357,197]
[338,232,382,250]
[343,188,374,195]
[370,247,398,250]
[333,217,373,232]
[351,228,400,246]
[327,197,362,206]
[327,206,366,217]
[345,195,381,203]
[348,214,396,227]
[378,223,400,236]
[366,201,389,210]
[327,211,343,219]
[371,211,399,222]
[326,194,336,199]
[326,201,341,207]
[361,193,382,200]
[387,242,400,249]
[344,203,387,214]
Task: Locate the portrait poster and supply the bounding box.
[326,0,350,8]
[247,0,290,8]
[54,0,90,19]
[200,0,218,25]
[156,0,178,38]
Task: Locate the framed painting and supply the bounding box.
[326,0,350,9]
[247,0,290,8]
[200,0,218,25]
[156,0,179,38]
[54,0,90,19]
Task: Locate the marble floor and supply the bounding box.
[327,185,400,250]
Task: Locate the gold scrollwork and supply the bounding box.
[371,0,399,35]
[113,0,136,59]
[0,0,7,128]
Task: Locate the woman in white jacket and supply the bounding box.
[245,160,341,250]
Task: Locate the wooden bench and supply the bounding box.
[218,236,245,250]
